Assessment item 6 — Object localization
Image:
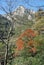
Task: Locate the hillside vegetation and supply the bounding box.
[0,8,44,65]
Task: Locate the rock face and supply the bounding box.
[14,6,25,16]
[3,6,35,22]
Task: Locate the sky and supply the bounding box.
[0,0,44,14]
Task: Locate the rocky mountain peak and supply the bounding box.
[14,6,25,16]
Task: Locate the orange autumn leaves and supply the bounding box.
[19,29,36,38]
[16,39,24,50]
[16,29,37,54]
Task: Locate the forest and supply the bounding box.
[0,0,44,65]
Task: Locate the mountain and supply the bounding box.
[13,6,35,20]
[13,6,25,16]
[3,6,35,21]
[2,6,35,37]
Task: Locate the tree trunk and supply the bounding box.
[5,44,8,65]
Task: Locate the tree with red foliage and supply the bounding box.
[15,29,37,56]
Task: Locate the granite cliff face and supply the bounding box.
[3,6,35,26]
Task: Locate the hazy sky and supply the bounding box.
[0,0,44,14]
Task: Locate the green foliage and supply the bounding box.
[0,10,44,65]
[0,15,15,64]
[0,42,6,59]
[10,34,44,65]
[33,18,44,31]
[11,56,44,65]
